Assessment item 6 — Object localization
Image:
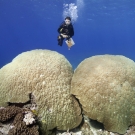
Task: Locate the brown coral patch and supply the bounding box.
[0,106,39,135]
[0,106,22,122]
[9,113,39,135]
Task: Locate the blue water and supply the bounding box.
[0,0,135,69]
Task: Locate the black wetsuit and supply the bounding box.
[57,22,74,46]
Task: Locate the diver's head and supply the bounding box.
[65,16,71,25]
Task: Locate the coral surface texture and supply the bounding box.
[0,49,82,134]
[71,55,135,134]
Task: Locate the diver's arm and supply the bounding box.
[68,26,74,38]
[70,27,74,37]
[57,25,63,33]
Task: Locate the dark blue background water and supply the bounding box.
[0,0,135,69]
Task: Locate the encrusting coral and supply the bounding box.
[71,55,135,134]
[0,105,39,135]
[0,49,82,134]
[9,112,39,135]
[0,106,22,122]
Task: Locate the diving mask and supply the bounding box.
[65,19,71,25]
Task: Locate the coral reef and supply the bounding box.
[71,55,135,134]
[1,51,135,135]
[0,49,82,134]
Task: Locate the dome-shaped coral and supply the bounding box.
[71,55,135,134]
[0,49,82,134]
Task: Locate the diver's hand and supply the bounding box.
[61,34,68,38]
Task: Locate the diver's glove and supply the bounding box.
[61,34,68,38]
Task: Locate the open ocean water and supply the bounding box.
[0,0,135,69]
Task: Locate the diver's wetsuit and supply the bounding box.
[57,22,74,46]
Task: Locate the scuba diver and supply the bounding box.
[57,16,74,49]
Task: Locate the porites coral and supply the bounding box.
[71,55,135,134]
[0,49,82,134]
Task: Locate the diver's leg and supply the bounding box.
[58,35,64,46]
